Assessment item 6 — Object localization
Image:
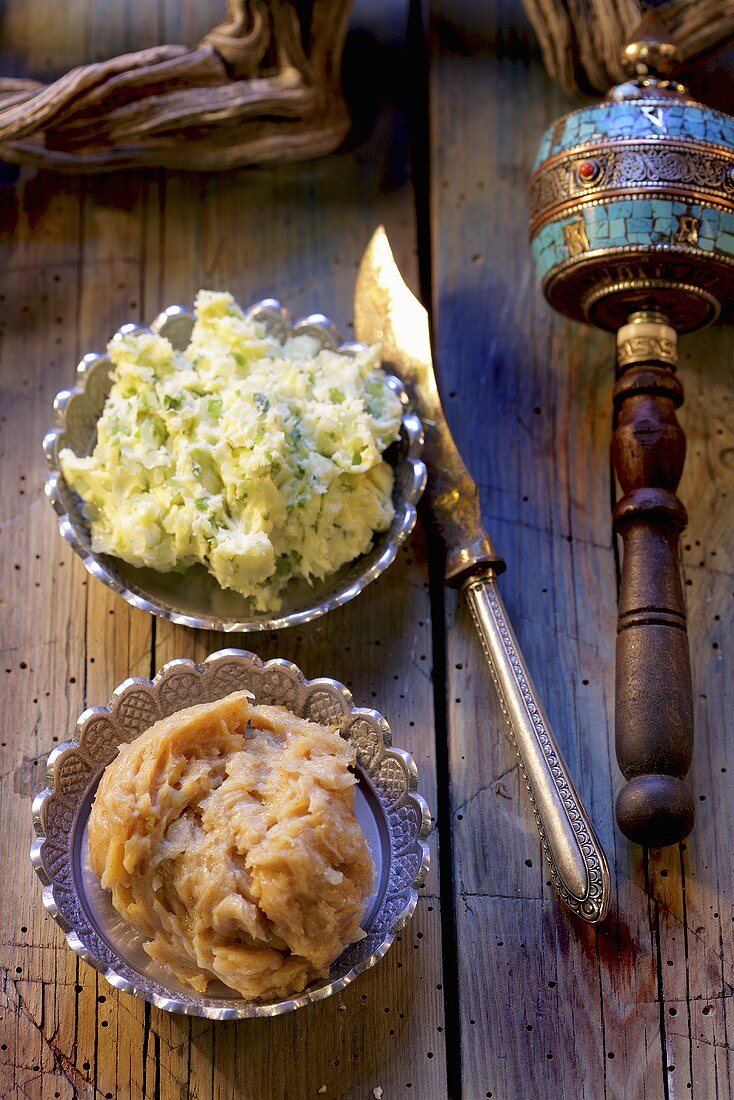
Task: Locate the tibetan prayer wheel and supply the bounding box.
[528,14,734,848]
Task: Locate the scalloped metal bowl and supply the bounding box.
[43,300,426,632]
[31,650,431,1019]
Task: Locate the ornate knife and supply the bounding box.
[355,227,611,924]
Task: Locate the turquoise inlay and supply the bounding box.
[535,129,553,166]
[531,199,734,283]
[533,101,734,171]
[700,210,718,232]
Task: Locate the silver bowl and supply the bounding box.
[43,300,426,631]
[31,650,431,1020]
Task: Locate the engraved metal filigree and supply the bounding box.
[529,140,734,232]
[563,218,590,257]
[464,577,610,923]
[31,650,432,1019]
[676,214,700,245]
[541,246,731,332]
[617,335,678,367]
[43,302,426,633]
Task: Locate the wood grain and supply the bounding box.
[430,0,734,1097]
[612,357,695,847]
[2,0,733,1097]
[0,1,355,172]
[0,2,447,1097]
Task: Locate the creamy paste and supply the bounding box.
[88,690,375,1000]
[60,290,403,610]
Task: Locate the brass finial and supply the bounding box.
[621,11,679,78]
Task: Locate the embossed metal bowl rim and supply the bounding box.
[43,299,426,632]
[30,649,432,1019]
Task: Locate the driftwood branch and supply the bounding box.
[522,0,734,96]
[0,0,353,172]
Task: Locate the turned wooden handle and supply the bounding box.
[612,361,694,847]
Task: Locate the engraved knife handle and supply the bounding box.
[463,572,611,924]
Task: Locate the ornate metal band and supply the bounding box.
[533,229,734,330]
[529,139,734,235]
[582,275,721,331]
[617,331,678,368]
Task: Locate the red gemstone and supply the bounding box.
[578,160,598,180]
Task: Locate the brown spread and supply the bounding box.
[88,690,374,1000]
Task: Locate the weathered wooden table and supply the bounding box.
[2,2,733,1097]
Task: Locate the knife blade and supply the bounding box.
[355,226,610,924]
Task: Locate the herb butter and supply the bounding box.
[60,290,403,610]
